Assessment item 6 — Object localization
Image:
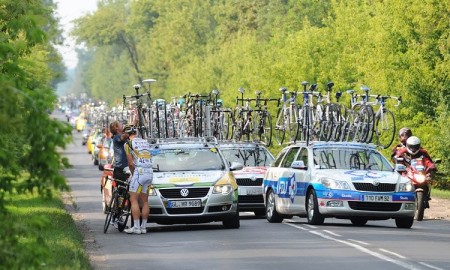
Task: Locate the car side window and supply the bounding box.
[273,147,289,167]
[296,148,308,168]
[280,147,300,168]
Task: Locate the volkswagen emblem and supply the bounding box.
[372,181,380,186]
[180,188,189,197]
[250,176,257,181]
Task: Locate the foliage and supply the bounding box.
[72,0,449,185]
[0,0,73,266]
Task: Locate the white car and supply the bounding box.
[263,141,416,228]
[219,141,275,216]
[147,137,243,228]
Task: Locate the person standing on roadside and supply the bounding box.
[123,125,153,235]
[109,121,132,182]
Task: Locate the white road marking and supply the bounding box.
[347,239,370,246]
[419,262,444,270]
[379,248,406,259]
[323,230,341,237]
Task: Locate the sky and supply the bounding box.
[55,0,98,69]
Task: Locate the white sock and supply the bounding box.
[141,221,147,229]
[134,220,140,228]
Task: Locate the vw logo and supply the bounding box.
[180,188,189,197]
[250,176,257,181]
[372,181,380,186]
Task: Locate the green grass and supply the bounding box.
[432,188,450,200]
[3,191,92,270]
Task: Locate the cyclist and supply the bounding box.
[391,127,412,163]
[123,125,153,234]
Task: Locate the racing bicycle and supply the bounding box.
[103,174,131,233]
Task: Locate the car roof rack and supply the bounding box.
[149,136,218,146]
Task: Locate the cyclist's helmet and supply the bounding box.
[398,127,412,144]
[406,136,421,155]
[123,124,137,134]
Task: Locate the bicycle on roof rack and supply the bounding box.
[123,82,153,139]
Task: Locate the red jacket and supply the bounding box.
[395,147,437,173]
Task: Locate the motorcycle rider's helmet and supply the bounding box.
[406,136,421,155]
[123,124,136,134]
[398,127,412,144]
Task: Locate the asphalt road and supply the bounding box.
[61,115,450,270]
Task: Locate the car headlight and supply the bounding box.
[148,186,157,196]
[398,181,415,192]
[320,178,351,190]
[213,184,232,195]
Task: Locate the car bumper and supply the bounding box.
[237,186,265,211]
[147,188,238,224]
[316,190,416,218]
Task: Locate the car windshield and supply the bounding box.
[152,148,225,172]
[221,148,274,167]
[313,147,392,171]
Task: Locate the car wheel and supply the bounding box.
[98,164,104,171]
[395,217,414,229]
[223,206,240,229]
[350,217,368,226]
[266,189,283,223]
[306,189,324,225]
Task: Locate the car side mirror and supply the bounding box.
[394,163,406,172]
[230,161,244,171]
[291,160,307,170]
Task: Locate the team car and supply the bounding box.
[263,141,416,228]
[219,141,275,216]
[147,137,243,228]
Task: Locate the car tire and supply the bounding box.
[395,217,414,229]
[266,189,283,223]
[350,217,368,226]
[223,206,240,229]
[306,189,325,225]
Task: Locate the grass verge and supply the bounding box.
[433,188,450,200]
[3,190,92,269]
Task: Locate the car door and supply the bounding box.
[291,147,310,213]
[269,146,302,214]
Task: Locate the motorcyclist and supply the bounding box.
[391,127,412,163]
[395,136,437,203]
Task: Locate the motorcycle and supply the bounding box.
[395,157,430,221]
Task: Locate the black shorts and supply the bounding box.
[113,167,129,182]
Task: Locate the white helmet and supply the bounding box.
[406,136,421,155]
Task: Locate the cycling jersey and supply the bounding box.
[125,137,153,193]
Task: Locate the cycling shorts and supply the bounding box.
[129,167,153,194]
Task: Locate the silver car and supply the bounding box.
[147,138,242,228]
[219,141,275,216]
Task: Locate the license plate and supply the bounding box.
[363,195,392,202]
[168,200,201,208]
[238,187,262,195]
[246,187,262,195]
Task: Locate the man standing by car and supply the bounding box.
[109,121,132,183]
[123,125,153,234]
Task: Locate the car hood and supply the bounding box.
[316,169,402,183]
[233,166,267,177]
[153,170,225,187]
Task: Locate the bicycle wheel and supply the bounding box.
[362,105,375,143]
[356,105,373,143]
[274,107,286,145]
[319,104,334,141]
[259,112,272,146]
[103,192,117,234]
[117,196,131,232]
[374,108,396,149]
